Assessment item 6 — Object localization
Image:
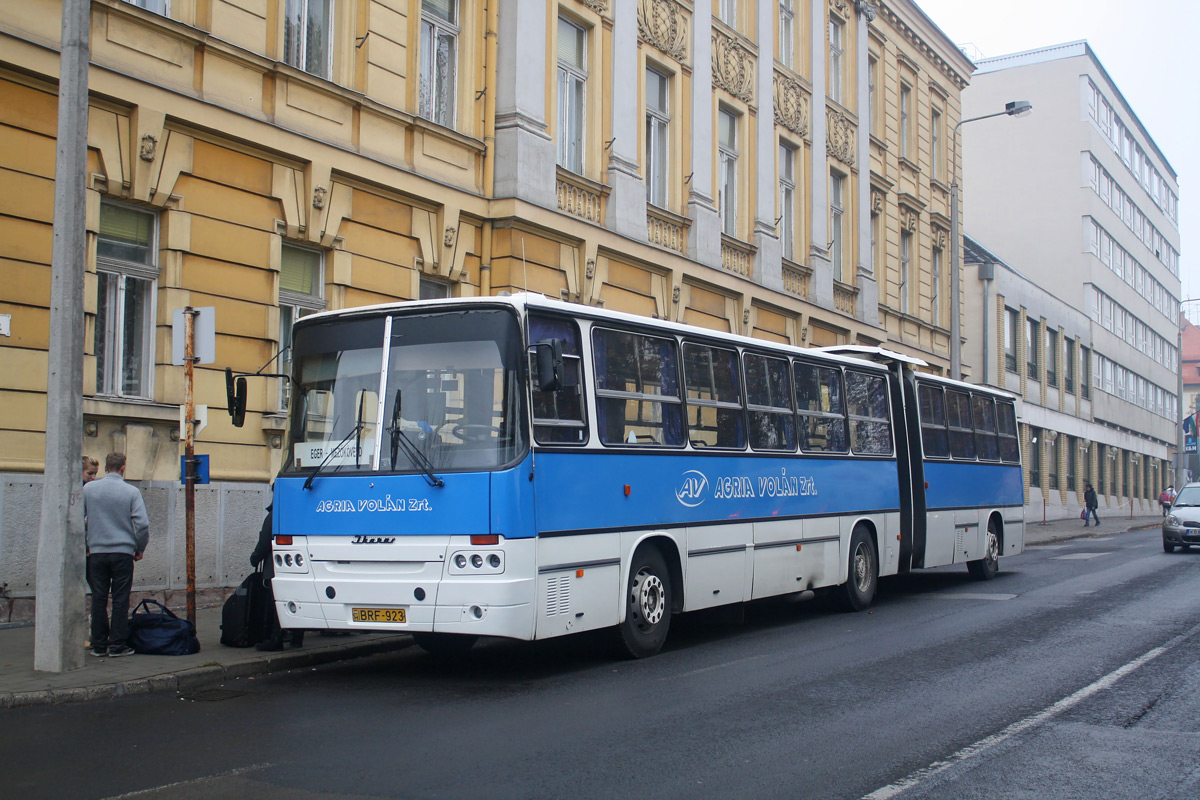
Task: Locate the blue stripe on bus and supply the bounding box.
[922,460,1024,509]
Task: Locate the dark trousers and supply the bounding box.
[1084,508,1100,525]
[89,553,135,649]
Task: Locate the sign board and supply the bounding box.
[180,404,208,440]
[172,307,216,365]
[180,454,210,484]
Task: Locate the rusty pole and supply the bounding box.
[184,306,197,627]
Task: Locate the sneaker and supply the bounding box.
[108,645,135,658]
[90,647,107,657]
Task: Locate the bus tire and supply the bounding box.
[840,526,877,612]
[412,632,478,657]
[968,520,1001,580]
[617,546,672,659]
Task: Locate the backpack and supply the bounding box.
[127,599,201,656]
[220,567,275,647]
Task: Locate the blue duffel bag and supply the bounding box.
[127,599,201,656]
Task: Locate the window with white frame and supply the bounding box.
[1004,307,1019,373]
[868,55,879,136]
[719,108,739,236]
[779,0,794,68]
[930,108,942,181]
[828,18,844,106]
[557,17,588,174]
[124,0,169,14]
[419,0,459,127]
[95,202,158,399]
[283,0,333,80]
[830,172,845,278]
[646,66,670,208]
[899,83,912,159]
[278,243,326,409]
[1046,327,1058,387]
[718,0,737,27]
[778,144,797,260]
[899,228,911,314]
[931,241,942,324]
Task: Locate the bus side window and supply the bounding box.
[918,383,950,458]
[593,328,683,447]
[946,390,976,460]
[845,370,892,455]
[744,352,796,451]
[971,395,1000,461]
[996,402,1021,463]
[682,342,745,449]
[528,316,587,445]
[794,362,847,453]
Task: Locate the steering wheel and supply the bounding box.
[452,424,501,442]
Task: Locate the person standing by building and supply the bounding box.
[1083,482,1100,527]
[84,453,150,657]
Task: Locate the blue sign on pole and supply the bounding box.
[180,454,210,485]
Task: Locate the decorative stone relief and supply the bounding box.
[672,285,680,303]
[638,0,688,62]
[826,108,856,166]
[139,134,157,162]
[932,227,948,249]
[586,258,596,279]
[712,28,755,104]
[580,0,608,13]
[443,226,457,248]
[855,0,877,21]
[901,207,919,232]
[871,189,885,215]
[312,186,327,210]
[773,72,809,137]
[830,0,849,15]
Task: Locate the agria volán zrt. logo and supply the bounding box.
[675,470,708,507]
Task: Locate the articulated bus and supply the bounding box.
[263,293,1024,657]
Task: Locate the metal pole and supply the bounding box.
[950,181,961,379]
[184,307,196,628]
[34,0,90,674]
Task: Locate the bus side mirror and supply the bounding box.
[535,339,565,393]
[230,375,248,428]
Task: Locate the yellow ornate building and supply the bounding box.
[0,0,972,600]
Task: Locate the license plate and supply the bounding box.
[351,607,406,623]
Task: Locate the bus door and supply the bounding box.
[892,364,925,572]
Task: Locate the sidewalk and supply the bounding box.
[0,604,410,709]
[1,513,1166,709]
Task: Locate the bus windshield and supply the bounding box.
[282,307,527,476]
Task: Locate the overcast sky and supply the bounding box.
[913,0,1199,304]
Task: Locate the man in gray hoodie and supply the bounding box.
[84,452,150,657]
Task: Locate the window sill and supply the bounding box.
[84,397,178,422]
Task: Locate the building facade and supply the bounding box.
[960,42,1181,520]
[0,0,971,606]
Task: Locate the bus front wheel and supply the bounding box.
[840,526,877,612]
[617,546,672,658]
[967,521,1001,580]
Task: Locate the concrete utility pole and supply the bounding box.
[35,0,91,673]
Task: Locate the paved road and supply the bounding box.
[6,528,1199,800]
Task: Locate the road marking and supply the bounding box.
[929,593,1016,601]
[1025,545,1069,550]
[1052,552,1112,560]
[673,654,764,679]
[861,620,1200,800]
[100,763,274,799]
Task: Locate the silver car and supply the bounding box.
[1162,482,1200,552]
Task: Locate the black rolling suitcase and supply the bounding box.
[220,566,273,647]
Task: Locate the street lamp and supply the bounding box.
[950,100,1033,380]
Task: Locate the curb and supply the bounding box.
[1,635,413,709]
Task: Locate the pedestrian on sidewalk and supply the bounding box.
[1160,485,1174,517]
[1083,482,1100,527]
[84,453,150,658]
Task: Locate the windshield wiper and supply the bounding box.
[388,392,444,488]
[303,422,365,491]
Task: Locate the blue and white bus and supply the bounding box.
[259,293,1024,657]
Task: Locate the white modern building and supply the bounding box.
[960,41,1181,519]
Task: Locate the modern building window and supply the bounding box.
[557,17,588,174]
[1026,318,1039,380]
[124,0,168,14]
[645,67,670,208]
[899,229,911,314]
[899,84,912,159]
[279,243,325,409]
[930,108,942,181]
[830,172,845,277]
[1064,337,1076,393]
[1028,427,1041,489]
[828,18,844,106]
[1067,435,1079,492]
[284,0,333,80]
[1046,328,1059,387]
[95,202,158,399]
[1081,345,1091,399]
[1047,434,1059,490]
[931,243,942,325]
[778,143,796,261]
[779,0,795,69]
[419,0,459,127]
[1004,307,1019,373]
[718,108,739,236]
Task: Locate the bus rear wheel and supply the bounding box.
[412,632,478,657]
[968,521,1001,580]
[616,546,672,658]
[839,526,877,612]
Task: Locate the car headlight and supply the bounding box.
[1167,515,1180,527]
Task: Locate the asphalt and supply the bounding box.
[0,513,1165,709]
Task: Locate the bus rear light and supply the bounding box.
[276,535,293,545]
[471,535,499,545]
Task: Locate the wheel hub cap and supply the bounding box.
[632,570,665,626]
